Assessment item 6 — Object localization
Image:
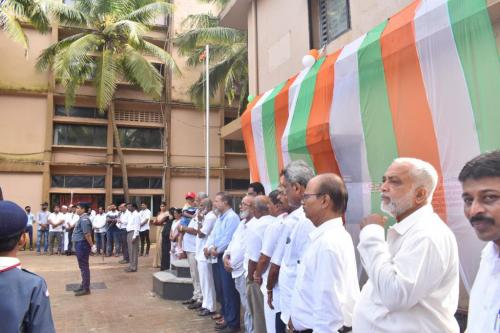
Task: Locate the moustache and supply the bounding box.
[469,214,495,225]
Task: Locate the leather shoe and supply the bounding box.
[198,309,215,316]
[124,268,137,273]
[188,302,202,310]
[214,322,227,330]
[118,260,129,264]
[74,289,90,296]
[182,299,196,305]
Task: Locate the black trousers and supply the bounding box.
[160,222,171,270]
[139,230,150,255]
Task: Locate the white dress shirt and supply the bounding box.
[126,210,141,237]
[92,214,107,233]
[279,206,315,324]
[291,218,359,332]
[119,210,131,230]
[466,241,500,333]
[262,213,287,312]
[246,215,276,262]
[353,204,460,333]
[48,212,65,232]
[139,208,151,232]
[183,216,198,253]
[224,218,254,278]
[196,211,217,262]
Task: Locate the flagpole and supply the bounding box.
[205,45,210,196]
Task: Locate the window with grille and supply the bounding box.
[114,110,164,123]
[310,0,350,48]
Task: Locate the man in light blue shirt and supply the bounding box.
[36,202,50,255]
[206,192,241,333]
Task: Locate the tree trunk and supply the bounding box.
[109,104,130,203]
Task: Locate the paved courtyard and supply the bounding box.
[18,246,214,333]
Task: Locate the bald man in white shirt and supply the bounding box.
[459,151,500,333]
[289,174,359,333]
[353,158,460,333]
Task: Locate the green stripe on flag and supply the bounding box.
[448,0,500,152]
[287,57,326,169]
[261,81,287,190]
[358,21,399,215]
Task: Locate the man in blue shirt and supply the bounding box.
[72,202,94,296]
[36,202,50,255]
[206,192,241,333]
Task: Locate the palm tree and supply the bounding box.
[36,0,178,202]
[174,10,248,113]
[0,0,51,56]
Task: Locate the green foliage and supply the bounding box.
[174,11,248,113]
[0,0,51,56]
[36,0,179,111]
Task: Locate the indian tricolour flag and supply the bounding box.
[241,0,500,291]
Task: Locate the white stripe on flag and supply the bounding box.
[281,67,312,167]
[251,89,275,194]
[414,0,484,291]
[329,34,372,225]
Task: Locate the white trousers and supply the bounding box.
[262,287,276,333]
[197,259,216,312]
[187,252,202,301]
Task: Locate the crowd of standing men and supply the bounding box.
[173,152,499,333]
[0,150,498,332]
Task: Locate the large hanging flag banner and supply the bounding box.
[241,0,500,291]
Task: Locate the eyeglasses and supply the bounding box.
[302,193,325,200]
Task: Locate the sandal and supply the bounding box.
[212,313,223,321]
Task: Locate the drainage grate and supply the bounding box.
[66,282,107,291]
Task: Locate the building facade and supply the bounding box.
[0,0,250,215]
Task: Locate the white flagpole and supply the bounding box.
[205,45,210,195]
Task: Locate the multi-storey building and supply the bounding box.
[0,0,250,215]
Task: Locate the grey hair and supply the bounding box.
[394,157,438,203]
[283,160,315,188]
[197,192,208,200]
[201,198,212,211]
[254,196,270,214]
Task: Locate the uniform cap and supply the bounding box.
[185,192,196,199]
[0,201,28,239]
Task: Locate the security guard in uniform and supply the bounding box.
[0,200,55,332]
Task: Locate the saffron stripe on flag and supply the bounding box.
[381,0,448,221]
[306,51,341,175]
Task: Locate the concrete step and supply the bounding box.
[152,270,193,301]
[171,259,191,278]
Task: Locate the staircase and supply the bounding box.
[152,259,194,300]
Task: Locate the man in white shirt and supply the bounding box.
[105,204,120,257]
[124,203,141,272]
[92,207,107,255]
[181,203,203,309]
[254,189,288,333]
[246,195,275,333]
[459,151,500,333]
[48,205,65,255]
[353,158,460,333]
[278,160,315,327]
[65,205,79,256]
[139,202,151,257]
[196,198,217,316]
[289,174,359,333]
[223,195,255,333]
[118,203,130,264]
